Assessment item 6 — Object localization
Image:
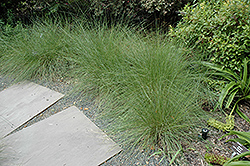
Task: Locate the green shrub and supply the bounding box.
[1,0,192,28]
[169,0,250,71]
[0,0,91,25]
[90,0,193,27]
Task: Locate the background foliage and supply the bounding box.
[0,0,90,26]
[169,0,250,71]
[90,0,193,27]
[0,0,193,28]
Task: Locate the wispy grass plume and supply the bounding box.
[69,22,211,163]
[0,18,74,82]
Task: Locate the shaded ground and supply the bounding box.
[1,76,249,166]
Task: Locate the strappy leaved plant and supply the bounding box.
[202,59,250,123]
[220,130,250,166]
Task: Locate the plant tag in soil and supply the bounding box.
[231,142,249,156]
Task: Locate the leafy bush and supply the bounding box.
[89,0,193,27]
[1,0,193,28]
[141,0,190,15]
[169,0,250,71]
[0,0,90,25]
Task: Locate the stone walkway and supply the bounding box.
[0,82,121,166]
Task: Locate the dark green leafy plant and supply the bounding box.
[169,0,250,71]
[0,0,90,25]
[90,0,193,28]
[202,59,250,122]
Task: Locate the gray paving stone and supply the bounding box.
[1,106,121,166]
[0,82,64,138]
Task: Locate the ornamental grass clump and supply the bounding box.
[107,41,209,160]
[0,19,74,81]
[70,22,211,163]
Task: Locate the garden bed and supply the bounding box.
[1,75,249,166]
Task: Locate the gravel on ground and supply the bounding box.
[1,75,249,166]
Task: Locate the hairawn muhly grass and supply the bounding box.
[0,18,74,82]
[0,18,214,165]
[68,21,212,163]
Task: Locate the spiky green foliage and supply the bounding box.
[220,130,250,146]
[220,130,250,166]
[202,59,250,122]
[223,151,250,166]
[67,22,212,162]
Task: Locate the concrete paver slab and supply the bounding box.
[1,106,121,166]
[0,82,64,137]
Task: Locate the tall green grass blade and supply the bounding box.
[236,107,250,123]
[242,58,248,86]
[220,130,250,144]
[244,96,250,102]
[213,73,236,82]
[201,61,239,79]
[224,161,250,166]
[223,151,250,166]
[219,82,237,108]
[225,138,247,145]
[169,148,182,165]
[226,88,239,108]
[225,87,239,108]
